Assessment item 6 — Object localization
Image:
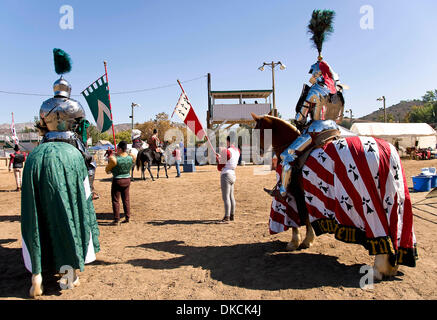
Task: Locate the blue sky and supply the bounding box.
[1,0,436,127]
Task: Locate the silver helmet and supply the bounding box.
[37,48,86,134]
[53,76,72,98]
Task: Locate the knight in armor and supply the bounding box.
[37,49,98,200]
[278,9,346,197]
[21,49,100,297]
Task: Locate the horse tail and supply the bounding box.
[136,151,142,170]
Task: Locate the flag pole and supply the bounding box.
[176,80,217,156]
[103,61,117,151]
[11,112,17,145]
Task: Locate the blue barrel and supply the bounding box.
[412,175,432,192]
[431,175,437,188]
[183,160,196,172]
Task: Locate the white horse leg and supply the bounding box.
[373,254,399,280]
[286,227,301,251]
[29,273,43,298]
[73,269,80,287]
[299,219,315,249]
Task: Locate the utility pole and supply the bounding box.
[130,103,140,130]
[377,96,386,122]
[258,61,286,118]
[271,61,276,117]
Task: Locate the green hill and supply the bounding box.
[359,99,424,122]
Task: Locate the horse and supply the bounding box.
[251,113,417,280]
[135,146,169,181]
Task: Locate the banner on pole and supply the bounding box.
[81,76,113,132]
[173,92,206,140]
[11,113,19,144]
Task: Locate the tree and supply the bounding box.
[422,89,437,103]
[376,113,395,123]
[135,112,188,145]
[407,104,435,123]
[115,131,132,144]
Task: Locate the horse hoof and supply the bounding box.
[29,274,43,298]
[73,276,80,287]
[286,242,299,252]
[298,241,312,250]
[29,285,43,298]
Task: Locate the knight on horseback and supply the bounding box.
[148,128,163,160]
[277,9,346,198]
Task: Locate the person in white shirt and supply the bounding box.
[216,136,240,223]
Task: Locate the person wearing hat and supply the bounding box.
[9,145,26,191]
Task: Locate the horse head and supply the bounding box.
[251,112,301,157]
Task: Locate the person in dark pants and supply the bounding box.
[172,144,182,177]
[105,141,136,225]
[9,145,26,191]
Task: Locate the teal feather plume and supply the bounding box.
[53,48,72,74]
[307,9,336,55]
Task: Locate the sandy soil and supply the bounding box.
[0,159,436,300]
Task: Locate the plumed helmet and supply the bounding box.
[37,48,86,134]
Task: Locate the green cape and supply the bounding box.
[21,142,100,274]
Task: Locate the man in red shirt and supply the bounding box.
[9,145,26,191]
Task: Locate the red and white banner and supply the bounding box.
[11,112,19,144]
[173,92,206,140]
[270,136,418,267]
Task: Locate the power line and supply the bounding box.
[0,75,207,97]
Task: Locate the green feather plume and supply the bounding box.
[53,48,72,74]
[307,9,336,55]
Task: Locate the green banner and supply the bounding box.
[81,76,112,132]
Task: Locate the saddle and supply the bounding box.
[295,128,340,170]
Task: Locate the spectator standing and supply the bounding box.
[9,145,26,191]
[105,141,136,225]
[216,136,240,223]
[172,145,182,177]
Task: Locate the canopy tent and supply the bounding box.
[350,122,436,153]
[338,125,357,137]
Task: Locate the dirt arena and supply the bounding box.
[0,159,436,300]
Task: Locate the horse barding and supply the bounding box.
[252,113,418,280]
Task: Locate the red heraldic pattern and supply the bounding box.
[270,136,418,267]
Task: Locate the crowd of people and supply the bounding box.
[9,130,241,226]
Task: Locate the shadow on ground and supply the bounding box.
[0,238,64,299]
[147,219,221,226]
[0,215,20,223]
[127,240,399,291]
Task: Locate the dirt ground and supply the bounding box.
[0,159,436,300]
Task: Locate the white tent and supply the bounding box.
[350,122,436,155]
[338,125,357,137]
